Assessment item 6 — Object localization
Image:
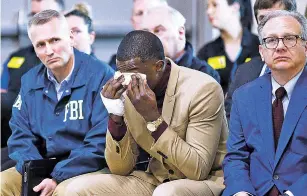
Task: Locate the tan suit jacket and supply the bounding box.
[105,59,228,195]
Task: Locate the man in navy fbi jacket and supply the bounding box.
[0,9,114,196]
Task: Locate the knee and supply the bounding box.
[63,183,86,196]
[53,181,85,196]
[153,183,179,196]
[0,169,21,196]
[59,177,96,196]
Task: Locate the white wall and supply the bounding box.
[1,0,307,65]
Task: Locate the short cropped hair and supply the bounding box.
[146,5,186,28]
[254,0,297,23]
[258,10,307,42]
[117,30,165,62]
[28,9,64,29]
[133,0,168,5]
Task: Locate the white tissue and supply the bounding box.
[114,71,147,86]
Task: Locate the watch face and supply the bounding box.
[147,123,156,132]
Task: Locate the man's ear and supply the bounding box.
[69,30,75,47]
[259,45,264,61]
[155,60,165,72]
[178,26,185,41]
[231,2,240,15]
[303,41,307,56]
[89,31,96,45]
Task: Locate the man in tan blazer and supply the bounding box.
[64,30,228,196]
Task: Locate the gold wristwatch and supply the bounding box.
[146,116,164,132]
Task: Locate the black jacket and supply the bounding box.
[109,42,221,83]
[108,54,117,71]
[197,28,260,93]
[225,56,264,119]
[177,42,220,83]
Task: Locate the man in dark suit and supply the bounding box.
[140,5,220,82]
[223,10,307,196]
[225,0,297,119]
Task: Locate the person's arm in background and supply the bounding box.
[198,61,221,83]
[1,59,10,92]
[225,66,243,121]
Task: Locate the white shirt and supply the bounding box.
[259,63,267,77]
[271,68,303,117]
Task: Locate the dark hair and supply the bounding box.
[55,0,65,11]
[227,0,253,31]
[64,3,93,33]
[254,0,297,23]
[117,30,165,62]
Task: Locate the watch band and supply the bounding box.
[147,116,164,132]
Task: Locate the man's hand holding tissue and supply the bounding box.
[101,75,127,124]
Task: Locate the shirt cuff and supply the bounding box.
[108,117,127,141]
[233,191,253,196]
[285,191,294,196]
[151,121,168,141]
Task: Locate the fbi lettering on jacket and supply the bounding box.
[63,100,84,122]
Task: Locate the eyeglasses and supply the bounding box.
[262,35,304,49]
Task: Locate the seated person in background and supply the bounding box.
[1,0,65,172]
[197,0,259,93]
[141,5,220,82]
[64,2,113,70]
[225,0,297,120]
[63,30,228,196]
[223,10,307,196]
[108,0,168,69]
[0,9,114,196]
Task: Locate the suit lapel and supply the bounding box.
[274,68,307,169]
[256,74,275,169]
[162,58,179,126]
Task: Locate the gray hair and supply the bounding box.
[146,5,186,28]
[258,10,307,43]
[133,0,168,5]
[28,9,65,29]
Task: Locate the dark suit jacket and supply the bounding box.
[197,28,260,93]
[177,42,220,83]
[225,56,264,119]
[223,67,307,195]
